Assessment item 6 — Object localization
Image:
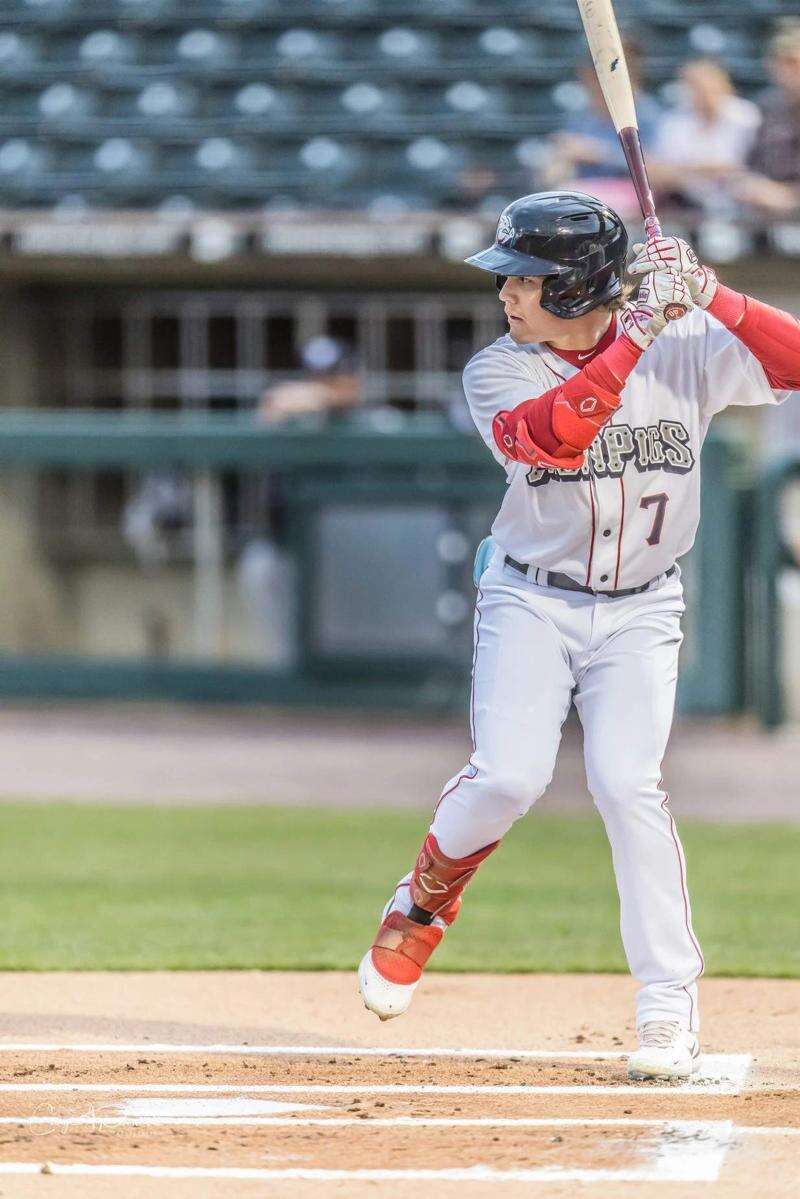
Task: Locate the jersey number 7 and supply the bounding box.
[640,492,668,546]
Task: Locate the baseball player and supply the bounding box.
[358,191,800,1079]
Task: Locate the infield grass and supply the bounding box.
[0,802,797,975]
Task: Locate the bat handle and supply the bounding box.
[619,126,688,320]
[643,211,662,242]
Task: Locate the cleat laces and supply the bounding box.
[638,1020,682,1048]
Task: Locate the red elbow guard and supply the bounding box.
[492,406,585,470]
[491,333,644,468]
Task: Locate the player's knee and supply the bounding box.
[586,762,651,811]
[488,764,550,820]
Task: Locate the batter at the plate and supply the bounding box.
[358,190,800,1080]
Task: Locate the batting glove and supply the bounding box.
[619,269,695,350]
[628,235,718,310]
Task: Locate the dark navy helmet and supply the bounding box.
[465,190,628,319]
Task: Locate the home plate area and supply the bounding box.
[0,1045,796,1193]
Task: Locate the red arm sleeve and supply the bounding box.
[707,284,800,390]
[492,333,644,467]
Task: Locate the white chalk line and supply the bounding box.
[0,1115,722,1128]
[736,1125,800,1136]
[0,1080,749,1096]
[0,1043,628,1059]
[0,1077,748,1096]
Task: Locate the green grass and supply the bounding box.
[0,802,797,975]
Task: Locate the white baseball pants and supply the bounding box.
[428,547,704,1032]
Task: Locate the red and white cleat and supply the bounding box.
[358,833,498,1021]
[358,909,450,1021]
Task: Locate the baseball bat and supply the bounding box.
[574,0,688,319]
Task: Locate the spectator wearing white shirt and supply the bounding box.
[651,59,761,213]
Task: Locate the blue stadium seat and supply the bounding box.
[274,28,332,62]
[0,138,49,181]
[194,136,257,177]
[339,82,405,123]
[232,82,297,122]
[175,28,238,69]
[377,27,438,67]
[80,29,139,66]
[476,26,545,62]
[443,81,507,121]
[136,81,198,120]
[93,136,157,179]
[0,33,42,76]
[38,82,96,122]
[298,136,360,180]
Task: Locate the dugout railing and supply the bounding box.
[0,410,746,716]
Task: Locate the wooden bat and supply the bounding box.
[574,0,688,319]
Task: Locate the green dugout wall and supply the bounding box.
[0,412,745,715]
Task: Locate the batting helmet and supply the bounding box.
[465,191,628,320]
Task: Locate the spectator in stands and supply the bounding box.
[734,20,800,215]
[258,336,362,425]
[545,37,661,214]
[649,59,761,213]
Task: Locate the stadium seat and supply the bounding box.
[38,82,96,122]
[93,136,156,179]
[195,136,254,175]
[275,28,330,62]
[0,137,49,180]
[176,28,238,68]
[339,82,405,122]
[377,27,438,66]
[232,82,297,122]
[0,33,42,75]
[298,136,359,180]
[136,81,198,120]
[80,30,139,66]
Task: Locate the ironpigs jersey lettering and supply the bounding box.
[524,419,695,487]
[463,307,790,589]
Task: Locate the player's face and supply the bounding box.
[498,276,567,344]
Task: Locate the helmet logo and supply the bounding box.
[579,397,598,414]
[496,211,514,245]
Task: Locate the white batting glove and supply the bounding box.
[628,236,718,309]
[619,269,695,350]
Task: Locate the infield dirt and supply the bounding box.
[0,971,796,1197]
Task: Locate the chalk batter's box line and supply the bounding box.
[0,1081,751,1096]
[0,1043,632,1058]
[0,1115,735,1127]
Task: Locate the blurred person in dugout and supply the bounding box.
[648,59,760,214]
[237,336,363,667]
[732,20,800,216]
[543,37,661,217]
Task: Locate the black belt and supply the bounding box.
[504,555,676,599]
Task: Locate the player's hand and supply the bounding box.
[628,236,718,310]
[619,269,695,350]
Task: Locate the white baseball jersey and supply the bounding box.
[464,309,790,589]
